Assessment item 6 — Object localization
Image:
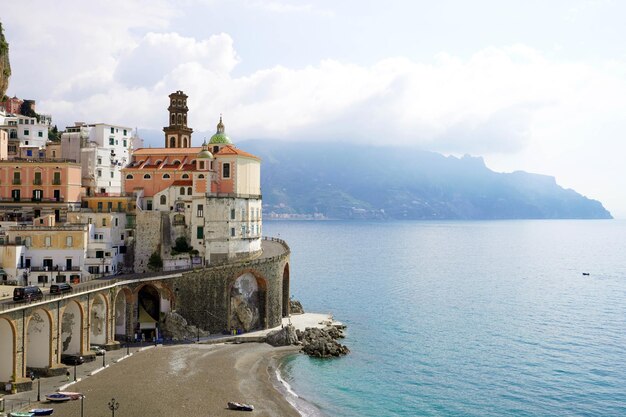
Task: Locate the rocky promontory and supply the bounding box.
[298,326,350,358]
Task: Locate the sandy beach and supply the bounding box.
[41,343,302,417]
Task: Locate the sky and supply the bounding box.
[3,0,626,217]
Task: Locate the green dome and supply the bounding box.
[197,149,214,159]
[209,115,232,144]
[209,132,231,144]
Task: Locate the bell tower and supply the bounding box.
[163,90,193,148]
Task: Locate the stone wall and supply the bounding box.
[134,211,163,273]
[172,247,289,334]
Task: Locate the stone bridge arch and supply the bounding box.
[0,317,16,383]
[26,308,53,371]
[114,287,133,341]
[90,293,108,346]
[228,270,268,332]
[135,283,162,341]
[61,300,84,355]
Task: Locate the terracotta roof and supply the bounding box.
[132,147,202,156]
[215,145,260,160]
[171,180,193,186]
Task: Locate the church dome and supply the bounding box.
[197,140,214,159]
[209,115,232,144]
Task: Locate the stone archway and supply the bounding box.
[90,294,108,345]
[229,272,267,332]
[114,288,132,340]
[137,285,161,341]
[282,263,290,318]
[0,318,15,383]
[26,308,52,369]
[61,301,83,355]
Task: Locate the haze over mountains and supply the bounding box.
[240,140,612,220]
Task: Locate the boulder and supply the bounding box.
[265,324,299,347]
[289,299,305,314]
[298,326,349,358]
[161,311,210,341]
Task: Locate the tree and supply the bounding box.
[147,252,163,271]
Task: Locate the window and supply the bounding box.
[45,236,51,247]
[147,200,153,210]
[26,150,32,157]
[196,226,204,239]
[197,204,203,217]
[163,173,170,179]
[123,139,127,147]
[102,218,107,226]
[110,171,114,178]
[107,202,113,211]
[241,225,246,236]
[97,157,102,165]
[126,174,133,179]
[180,187,185,195]
[230,227,235,237]
[123,129,127,136]
[198,174,205,179]
[160,195,167,205]
[97,202,103,212]
[24,237,31,247]
[38,131,43,137]
[199,161,205,170]
[34,172,42,184]
[11,189,20,201]
[53,172,61,185]
[182,174,189,179]
[109,137,115,145]
[66,236,73,247]
[187,187,192,195]
[32,189,43,201]
[13,172,20,184]
[143,174,151,179]
[222,162,230,178]
[110,127,115,134]
[230,208,235,219]
[24,129,29,135]
[97,169,102,177]
[115,218,118,226]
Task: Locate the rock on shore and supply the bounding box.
[161,311,210,341]
[297,326,350,358]
[290,299,305,314]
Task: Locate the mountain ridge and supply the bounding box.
[238,140,612,220]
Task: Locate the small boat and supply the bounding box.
[582,272,590,276]
[227,401,254,411]
[10,412,34,417]
[45,393,71,402]
[57,391,82,400]
[29,409,54,416]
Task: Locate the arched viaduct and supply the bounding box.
[0,238,290,392]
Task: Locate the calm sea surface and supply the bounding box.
[264,220,626,417]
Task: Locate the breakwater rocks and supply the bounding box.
[265,323,350,358]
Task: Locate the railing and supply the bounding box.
[33,179,42,185]
[52,179,61,185]
[12,179,21,185]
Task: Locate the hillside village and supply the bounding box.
[0,92,264,286]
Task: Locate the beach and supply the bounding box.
[44,343,302,417]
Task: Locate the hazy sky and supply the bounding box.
[3,0,626,217]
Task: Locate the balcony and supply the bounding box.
[52,179,61,185]
[12,179,21,185]
[33,179,42,185]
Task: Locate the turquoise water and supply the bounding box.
[264,220,626,417]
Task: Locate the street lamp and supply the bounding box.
[126,336,130,356]
[30,373,40,402]
[102,349,106,367]
[108,397,119,417]
[73,357,82,381]
[80,394,85,417]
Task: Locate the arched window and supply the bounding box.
[173,160,181,165]
[180,187,185,195]
[183,114,187,125]
[187,187,192,195]
[155,160,162,165]
[169,137,176,147]
[144,174,151,179]
[198,174,205,179]
[160,195,166,205]
[182,174,189,179]
[171,114,175,125]
[182,137,187,147]
[163,173,171,179]
[177,114,182,125]
[125,174,133,180]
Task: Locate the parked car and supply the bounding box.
[13,286,43,302]
[61,354,85,366]
[49,283,73,294]
[91,345,105,356]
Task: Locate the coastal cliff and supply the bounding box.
[0,22,10,98]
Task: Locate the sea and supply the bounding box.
[263,220,626,417]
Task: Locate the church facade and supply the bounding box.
[122,91,262,271]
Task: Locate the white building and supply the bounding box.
[0,113,51,159]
